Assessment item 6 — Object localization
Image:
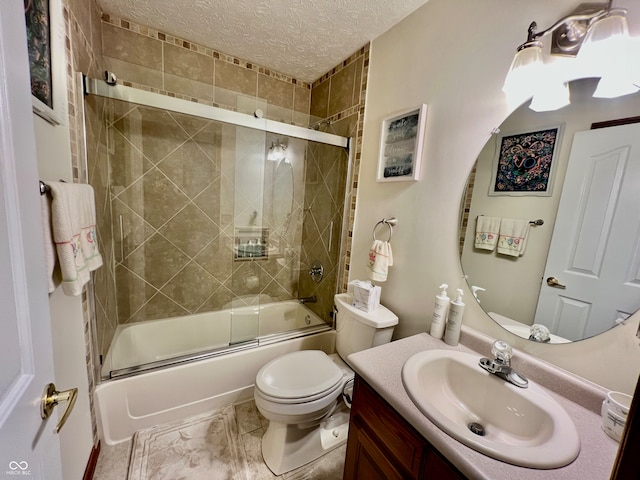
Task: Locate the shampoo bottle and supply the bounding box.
[444,289,465,346]
[429,284,450,339]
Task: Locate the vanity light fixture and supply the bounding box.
[503,1,638,111]
[267,140,287,161]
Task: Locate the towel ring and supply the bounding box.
[372,217,398,242]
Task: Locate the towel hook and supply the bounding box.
[372,217,398,242]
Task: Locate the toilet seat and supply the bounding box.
[255,350,343,402]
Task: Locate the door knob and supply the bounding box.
[41,383,78,433]
[546,276,567,289]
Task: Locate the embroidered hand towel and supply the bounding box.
[474,216,501,251]
[497,218,530,257]
[368,240,393,282]
[48,181,103,296]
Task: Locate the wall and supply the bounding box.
[461,78,640,326]
[351,0,640,394]
[103,102,309,324]
[302,46,370,320]
[31,0,103,476]
[100,14,311,125]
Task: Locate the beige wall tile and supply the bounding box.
[265,104,293,124]
[328,61,357,117]
[159,204,220,257]
[121,233,190,288]
[164,72,214,102]
[102,23,162,70]
[104,56,164,89]
[67,0,92,46]
[117,169,190,228]
[164,43,213,84]
[257,74,293,110]
[115,265,157,322]
[294,85,311,113]
[71,26,92,73]
[293,111,311,127]
[215,60,257,97]
[127,292,189,323]
[161,263,220,312]
[90,0,103,58]
[310,78,329,119]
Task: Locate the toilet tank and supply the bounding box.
[334,293,398,362]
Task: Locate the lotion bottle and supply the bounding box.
[429,284,450,339]
[444,289,465,346]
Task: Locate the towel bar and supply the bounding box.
[39,181,50,195]
[372,217,397,242]
[476,215,543,227]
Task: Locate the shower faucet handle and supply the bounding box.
[309,261,324,283]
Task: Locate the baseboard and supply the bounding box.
[82,441,101,480]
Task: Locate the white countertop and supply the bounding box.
[347,330,620,480]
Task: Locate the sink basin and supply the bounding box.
[402,349,580,469]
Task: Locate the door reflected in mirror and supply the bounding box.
[459,78,640,343]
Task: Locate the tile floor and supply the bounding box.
[93,400,346,480]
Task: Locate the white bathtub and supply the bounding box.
[95,301,335,445]
[101,299,326,376]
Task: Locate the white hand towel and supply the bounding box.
[48,181,103,296]
[497,218,530,257]
[40,193,58,293]
[368,240,393,282]
[474,216,501,251]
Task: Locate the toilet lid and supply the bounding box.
[256,350,343,400]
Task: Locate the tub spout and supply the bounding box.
[299,296,317,304]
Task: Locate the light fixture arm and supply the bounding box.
[518,3,626,55]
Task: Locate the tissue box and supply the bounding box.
[349,280,381,312]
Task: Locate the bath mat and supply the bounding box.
[127,405,248,480]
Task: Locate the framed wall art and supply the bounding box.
[376,104,427,182]
[24,0,63,125]
[489,124,563,196]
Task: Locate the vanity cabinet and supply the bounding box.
[344,375,465,480]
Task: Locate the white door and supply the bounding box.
[534,123,640,340]
[0,2,63,478]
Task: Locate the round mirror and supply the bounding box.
[460,77,640,343]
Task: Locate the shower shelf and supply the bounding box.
[234,226,270,260]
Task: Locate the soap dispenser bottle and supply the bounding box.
[444,289,465,346]
[430,284,450,339]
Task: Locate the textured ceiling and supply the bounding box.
[98,0,430,82]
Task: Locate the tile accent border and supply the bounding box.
[101,14,312,90]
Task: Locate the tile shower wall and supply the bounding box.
[93,15,370,327]
[63,0,108,446]
[105,103,305,324]
[90,16,315,338]
[99,14,312,126]
[301,46,370,320]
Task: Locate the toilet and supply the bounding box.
[254,292,398,474]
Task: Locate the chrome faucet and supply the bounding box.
[299,295,317,304]
[479,340,528,388]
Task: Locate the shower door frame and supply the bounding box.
[84,76,349,148]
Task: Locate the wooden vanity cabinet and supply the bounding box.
[344,375,465,480]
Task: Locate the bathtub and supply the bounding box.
[101,299,327,377]
[95,301,335,445]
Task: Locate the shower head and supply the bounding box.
[310,119,331,131]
